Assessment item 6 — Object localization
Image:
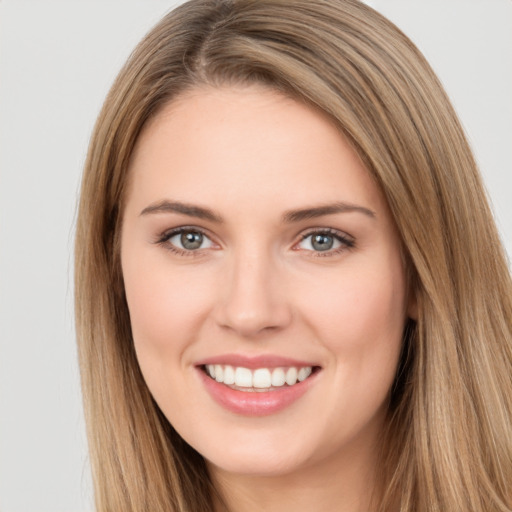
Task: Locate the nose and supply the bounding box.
[213,248,293,338]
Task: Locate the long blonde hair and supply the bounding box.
[75,1,512,510]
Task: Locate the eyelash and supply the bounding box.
[154,226,355,257]
[296,228,355,257]
[154,226,214,257]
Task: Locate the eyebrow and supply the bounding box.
[282,202,376,223]
[139,199,376,223]
[140,200,223,223]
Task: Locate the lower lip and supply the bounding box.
[197,368,319,416]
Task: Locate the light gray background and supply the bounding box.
[0,1,510,511]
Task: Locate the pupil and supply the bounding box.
[312,234,333,251]
[181,231,203,250]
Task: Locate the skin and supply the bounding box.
[121,85,413,512]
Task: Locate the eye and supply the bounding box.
[296,229,354,254]
[158,227,214,253]
[172,230,210,250]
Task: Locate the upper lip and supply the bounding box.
[195,354,320,369]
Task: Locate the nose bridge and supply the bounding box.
[216,240,291,336]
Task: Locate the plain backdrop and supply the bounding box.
[0,1,510,511]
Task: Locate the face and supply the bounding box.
[121,86,411,479]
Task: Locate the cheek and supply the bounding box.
[296,255,407,395]
[304,269,405,343]
[121,253,220,419]
[124,271,179,350]
[297,260,407,438]
[122,251,216,365]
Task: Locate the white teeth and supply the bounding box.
[235,367,253,387]
[271,368,286,387]
[214,364,224,382]
[223,365,235,385]
[285,367,298,386]
[205,364,314,389]
[253,368,272,388]
[298,367,312,382]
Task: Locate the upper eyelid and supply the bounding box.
[157,225,213,242]
[297,227,354,241]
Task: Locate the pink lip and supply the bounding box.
[195,354,318,369]
[196,365,320,417]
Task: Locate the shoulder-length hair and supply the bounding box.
[75,1,512,510]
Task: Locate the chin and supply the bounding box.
[179,418,322,478]
[205,447,312,478]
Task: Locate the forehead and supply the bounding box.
[125,85,387,218]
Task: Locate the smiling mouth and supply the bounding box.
[201,364,320,392]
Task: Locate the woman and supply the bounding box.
[75,1,512,510]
